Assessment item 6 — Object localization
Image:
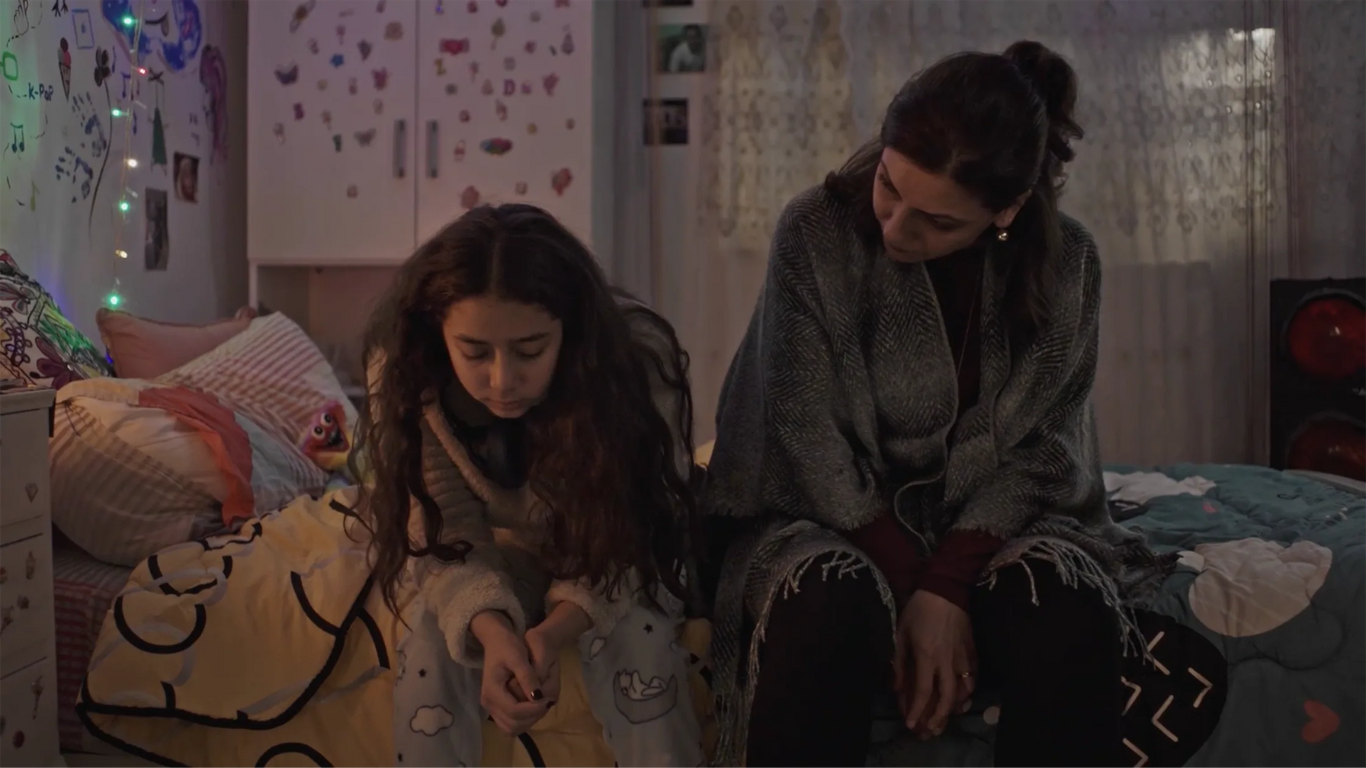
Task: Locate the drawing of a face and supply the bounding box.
[101,0,203,73]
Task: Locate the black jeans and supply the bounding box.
[744,553,1123,767]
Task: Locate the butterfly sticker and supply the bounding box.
[275,63,299,85]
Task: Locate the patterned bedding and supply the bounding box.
[52,536,132,755]
[870,464,1366,767]
[61,465,1364,766]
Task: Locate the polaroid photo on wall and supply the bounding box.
[643,98,689,146]
[658,24,706,73]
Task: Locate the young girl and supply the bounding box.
[354,204,704,767]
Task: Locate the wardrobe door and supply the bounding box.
[248,0,418,266]
[413,0,595,246]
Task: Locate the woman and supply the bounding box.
[702,42,1172,767]
[354,204,704,767]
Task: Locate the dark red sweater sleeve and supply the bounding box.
[916,530,1005,612]
[843,513,922,610]
[845,516,1005,613]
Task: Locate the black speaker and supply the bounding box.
[1269,277,1365,480]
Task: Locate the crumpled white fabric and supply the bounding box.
[1103,470,1216,505]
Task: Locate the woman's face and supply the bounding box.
[872,148,1024,263]
[442,295,563,419]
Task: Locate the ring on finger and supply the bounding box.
[957,671,973,679]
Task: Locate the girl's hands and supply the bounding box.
[894,590,977,739]
[471,610,549,736]
[522,626,562,707]
[523,601,593,709]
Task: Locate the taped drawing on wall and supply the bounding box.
[200,44,228,163]
[144,187,169,270]
[70,7,95,48]
[102,0,204,73]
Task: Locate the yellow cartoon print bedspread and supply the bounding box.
[77,486,716,766]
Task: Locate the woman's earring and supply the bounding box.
[996,228,1010,242]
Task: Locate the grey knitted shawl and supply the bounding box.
[701,185,1173,766]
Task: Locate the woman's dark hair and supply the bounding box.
[350,203,697,617]
[824,40,1084,340]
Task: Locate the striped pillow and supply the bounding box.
[50,314,358,566]
[158,312,361,476]
[49,378,317,566]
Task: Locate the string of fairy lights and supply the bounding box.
[104,2,149,309]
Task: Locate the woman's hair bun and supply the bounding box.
[1003,40,1083,165]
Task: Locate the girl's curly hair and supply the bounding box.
[349,204,697,618]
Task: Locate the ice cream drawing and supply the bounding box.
[58,38,72,99]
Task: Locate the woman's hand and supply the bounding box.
[894,590,977,738]
[470,610,549,736]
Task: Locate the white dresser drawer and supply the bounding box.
[0,533,54,677]
[1,395,52,530]
[0,656,59,766]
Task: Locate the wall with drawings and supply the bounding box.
[0,0,247,343]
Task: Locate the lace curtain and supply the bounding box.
[686,0,1365,464]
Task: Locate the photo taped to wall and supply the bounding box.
[643,98,688,146]
[145,188,170,270]
[658,24,706,73]
[173,152,200,203]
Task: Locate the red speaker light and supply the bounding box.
[1286,297,1365,382]
[1286,417,1366,481]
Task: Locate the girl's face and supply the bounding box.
[872,148,1026,263]
[442,295,562,419]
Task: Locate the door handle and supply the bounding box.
[393,119,407,179]
[426,120,440,179]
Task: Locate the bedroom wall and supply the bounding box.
[645,0,712,405]
[0,0,249,344]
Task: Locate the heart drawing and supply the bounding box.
[24,483,38,502]
[1302,700,1339,744]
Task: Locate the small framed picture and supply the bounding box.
[643,98,688,146]
[173,152,200,203]
[658,24,706,73]
[644,0,694,7]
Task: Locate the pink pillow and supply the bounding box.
[96,307,257,379]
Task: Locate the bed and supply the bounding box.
[52,535,133,756]
[66,460,1364,767]
[870,463,1366,767]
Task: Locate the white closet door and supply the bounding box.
[413,0,594,247]
[248,0,418,266]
